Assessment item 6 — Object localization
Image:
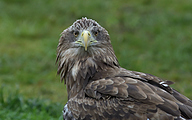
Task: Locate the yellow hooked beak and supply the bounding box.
[75,30,97,51]
[82,30,90,51]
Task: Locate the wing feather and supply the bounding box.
[84,67,192,118]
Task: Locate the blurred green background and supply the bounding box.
[0,0,192,119]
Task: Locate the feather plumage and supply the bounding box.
[57,18,192,120]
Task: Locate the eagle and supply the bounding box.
[56,17,192,120]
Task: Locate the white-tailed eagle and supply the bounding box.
[57,18,192,120]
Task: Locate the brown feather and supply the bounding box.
[57,18,192,120]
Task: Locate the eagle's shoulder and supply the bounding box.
[84,67,192,119]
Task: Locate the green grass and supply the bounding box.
[0,0,192,119]
[0,86,63,120]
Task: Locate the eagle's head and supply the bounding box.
[57,18,119,96]
[57,17,113,58]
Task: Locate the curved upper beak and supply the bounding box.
[82,30,90,51]
[75,30,97,51]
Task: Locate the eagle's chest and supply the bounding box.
[66,58,98,99]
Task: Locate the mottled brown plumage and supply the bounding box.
[57,18,192,120]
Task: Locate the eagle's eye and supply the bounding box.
[93,30,98,36]
[73,31,79,37]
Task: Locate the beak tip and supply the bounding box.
[85,47,87,51]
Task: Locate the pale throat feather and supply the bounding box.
[71,58,97,81]
[71,62,79,81]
